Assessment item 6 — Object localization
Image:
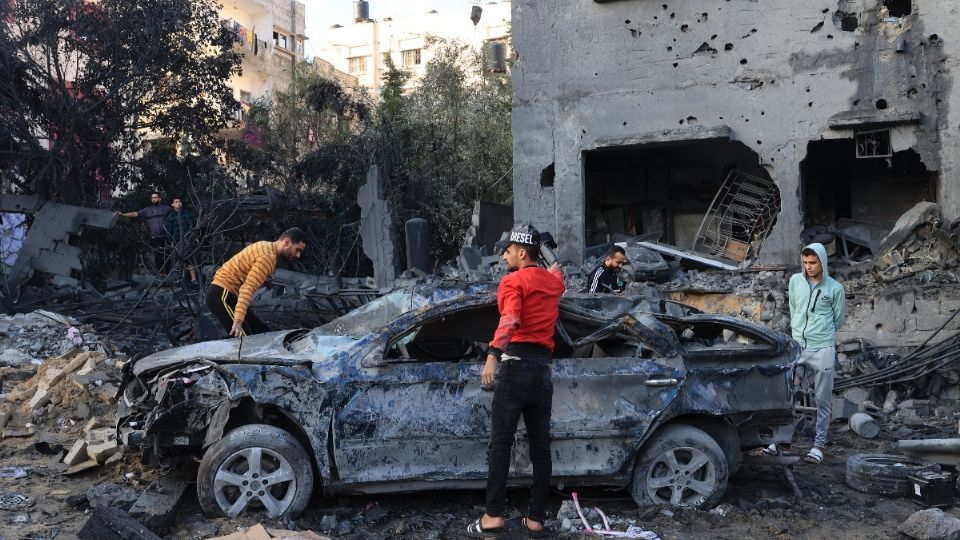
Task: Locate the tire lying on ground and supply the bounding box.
[845,453,941,497]
[197,424,314,518]
[630,424,729,509]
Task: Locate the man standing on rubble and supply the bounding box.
[468,225,565,539]
[164,197,199,285]
[206,228,307,337]
[585,245,627,293]
[789,242,846,464]
[116,192,171,275]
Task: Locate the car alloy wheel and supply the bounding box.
[198,424,314,518]
[631,424,728,508]
[213,446,297,517]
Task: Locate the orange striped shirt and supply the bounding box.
[212,241,277,323]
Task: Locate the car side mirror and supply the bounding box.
[361,352,387,368]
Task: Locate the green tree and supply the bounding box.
[377,37,513,263]
[0,0,241,204]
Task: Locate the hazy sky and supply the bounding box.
[304,0,484,58]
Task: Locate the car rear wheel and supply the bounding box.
[197,424,314,518]
[630,424,728,508]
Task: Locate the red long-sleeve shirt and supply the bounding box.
[489,265,565,355]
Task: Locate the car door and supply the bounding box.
[510,313,686,479]
[332,302,498,486]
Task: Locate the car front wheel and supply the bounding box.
[630,424,728,508]
[197,424,314,518]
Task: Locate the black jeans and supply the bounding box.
[148,236,168,274]
[485,359,553,523]
[205,284,270,336]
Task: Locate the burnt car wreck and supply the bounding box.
[118,282,799,518]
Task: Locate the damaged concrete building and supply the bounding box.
[511,0,960,266]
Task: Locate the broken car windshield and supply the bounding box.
[318,289,415,338]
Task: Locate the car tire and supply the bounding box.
[845,454,940,497]
[630,424,729,508]
[197,424,314,518]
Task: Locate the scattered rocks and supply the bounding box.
[898,508,960,540]
[86,483,140,511]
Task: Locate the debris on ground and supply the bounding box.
[207,523,331,540]
[897,508,960,540]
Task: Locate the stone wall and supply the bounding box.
[511,0,960,265]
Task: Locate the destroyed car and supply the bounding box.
[117,282,799,518]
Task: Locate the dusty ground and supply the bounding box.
[0,421,946,540]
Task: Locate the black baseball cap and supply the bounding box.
[495,223,542,254]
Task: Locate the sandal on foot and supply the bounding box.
[804,447,824,464]
[523,517,548,539]
[466,517,504,538]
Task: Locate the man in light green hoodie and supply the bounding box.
[789,242,846,464]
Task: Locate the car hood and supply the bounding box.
[132,329,360,376]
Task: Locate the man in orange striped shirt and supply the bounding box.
[206,228,307,337]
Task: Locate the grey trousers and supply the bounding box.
[798,346,835,448]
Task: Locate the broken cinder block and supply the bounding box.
[65,459,100,475]
[87,440,120,463]
[63,440,88,466]
[27,388,50,410]
[78,505,162,540]
[899,399,933,416]
[128,473,188,536]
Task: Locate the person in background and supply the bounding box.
[164,197,199,284]
[585,245,627,294]
[116,192,171,275]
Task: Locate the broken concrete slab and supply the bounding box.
[86,427,117,443]
[0,195,118,301]
[77,505,162,540]
[208,525,332,540]
[87,483,140,511]
[26,388,50,410]
[65,459,100,475]
[87,440,120,463]
[128,473,188,535]
[0,349,32,367]
[357,164,397,288]
[2,424,35,439]
[63,440,89,466]
[898,508,960,540]
[878,202,941,256]
[841,387,870,405]
[899,399,934,416]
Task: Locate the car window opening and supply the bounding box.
[662,319,774,354]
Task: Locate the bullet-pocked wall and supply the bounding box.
[511,0,960,265]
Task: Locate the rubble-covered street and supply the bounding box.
[8,0,960,538]
[1,310,960,539]
[3,199,960,539]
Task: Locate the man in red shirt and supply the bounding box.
[468,225,565,539]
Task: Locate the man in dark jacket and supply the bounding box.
[164,197,198,284]
[116,192,171,275]
[585,245,626,293]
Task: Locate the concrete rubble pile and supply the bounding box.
[0,311,124,463]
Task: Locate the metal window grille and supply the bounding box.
[693,169,781,263]
[855,129,892,158]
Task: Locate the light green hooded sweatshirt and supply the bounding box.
[789,242,846,349]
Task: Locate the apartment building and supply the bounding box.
[316,1,511,93]
[219,0,308,107]
[511,0,960,266]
